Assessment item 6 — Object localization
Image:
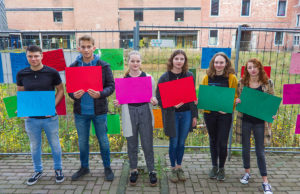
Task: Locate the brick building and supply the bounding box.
[2,0,299,50]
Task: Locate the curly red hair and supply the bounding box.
[241,58,269,86]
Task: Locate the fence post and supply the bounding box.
[228,25,242,161]
[133,21,140,50]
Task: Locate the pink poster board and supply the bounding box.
[283,84,300,105]
[296,115,300,134]
[290,53,300,74]
[115,76,152,104]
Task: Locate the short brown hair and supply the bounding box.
[167,50,188,73]
[206,52,235,78]
[78,35,95,46]
[26,45,42,53]
[241,58,269,86]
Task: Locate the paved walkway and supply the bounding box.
[0,152,300,193]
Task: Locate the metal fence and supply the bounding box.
[0,24,299,155]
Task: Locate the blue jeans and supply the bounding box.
[25,115,62,172]
[169,111,192,167]
[74,114,111,168]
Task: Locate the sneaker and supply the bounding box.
[169,169,178,183]
[177,168,186,181]
[71,167,90,181]
[27,172,44,185]
[149,171,157,186]
[209,166,218,179]
[55,169,65,183]
[104,167,114,181]
[129,171,138,186]
[217,168,225,181]
[262,183,273,194]
[240,173,251,184]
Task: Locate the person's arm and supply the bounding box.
[55,83,64,106]
[17,86,25,91]
[99,66,115,98]
[156,75,164,108]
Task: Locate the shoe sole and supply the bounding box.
[26,173,45,186]
[150,183,157,187]
[217,178,225,181]
[71,171,90,181]
[209,176,217,179]
[240,180,248,184]
[56,177,65,183]
[105,177,114,181]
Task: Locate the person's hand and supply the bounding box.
[218,111,226,114]
[87,89,101,99]
[174,102,184,109]
[192,117,197,127]
[272,115,277,120]
[194,99,198,105]
[74,90,85,99]
[113,99,120,107]
[150,97,158,106]
[235,98,241,105]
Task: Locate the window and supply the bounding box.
[209,30,218,45]
[297,15,300,27]
[175,10,184,22]
[53,11,63,22]
[134,10,143,21]
[274,32,284,45]
[277,0,287,16]
[211,0,219,16]
[241,0,250,16]
[293,35,300,45]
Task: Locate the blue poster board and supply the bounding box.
[10,53,30,83]
[201,48,232,69]
[17,91,56,117]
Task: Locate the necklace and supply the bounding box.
[175,72,182,80]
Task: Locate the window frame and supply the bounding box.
[174,9,184,22]
[274,32,284,46]
[53,11,63,23]
[134,10,143,22]
[241,0,251,17]
[293,34,300,46]
[277,0,287,17]
[210,0,220,17]
[208,29,218,46]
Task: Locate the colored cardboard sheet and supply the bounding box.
[115,76,152,104]
[10,53,30,83]
[197,85,236,113]
[241,66,271,78]
[56,95,66,115]
[3,96,17,118]
[236,87,282,123]
[158,76,197,108]
[295,115,300,134]
[17,91,56,117]
[153,109,163,128]
[201,48,231,69]
[290,53,300,74]
[100,49,124,70]
[94,49,101,56]
[189,68,196,84]
[0,54,3,83]
[42,49,66,71]
[283,84,300,104]
[91,114,121,135]
[65,66,103,93]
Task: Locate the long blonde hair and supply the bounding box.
[124,50,142,77]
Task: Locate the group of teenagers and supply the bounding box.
[17,35,274,194]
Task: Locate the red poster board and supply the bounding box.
[158,76,196,108]
[241,66,271,78]
[56,95,66,115]
[42,49,66,71]
[65,66,103,93]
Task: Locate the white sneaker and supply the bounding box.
[240,173,251,184]
[262,183,273,194]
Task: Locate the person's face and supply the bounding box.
[172,54,185,70]
[26,51,43,67]
[246,62,259,77]
[128,54,141,72]
[214,55,226,74]
[78,40,95,59]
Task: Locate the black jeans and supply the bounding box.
[242,120,267,176]
[204,112,232,168]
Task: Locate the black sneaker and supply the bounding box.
[104,167,114,181]
[71,167,90,181]
[149,171,157,187]
[27,172,44,185]
[55,169,65,183]
[129,171,138,186]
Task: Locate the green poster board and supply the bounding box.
[99,49,124,70]
[94,49,101,56]
[236,87,282,123]
[91,114,121,135]
[3,96,17,118]
[197,85,235,113]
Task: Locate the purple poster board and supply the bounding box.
[115,76,152,104]
[283,84,300,105]
[296,115,300,134]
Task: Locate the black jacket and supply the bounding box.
[68,60,115,115]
